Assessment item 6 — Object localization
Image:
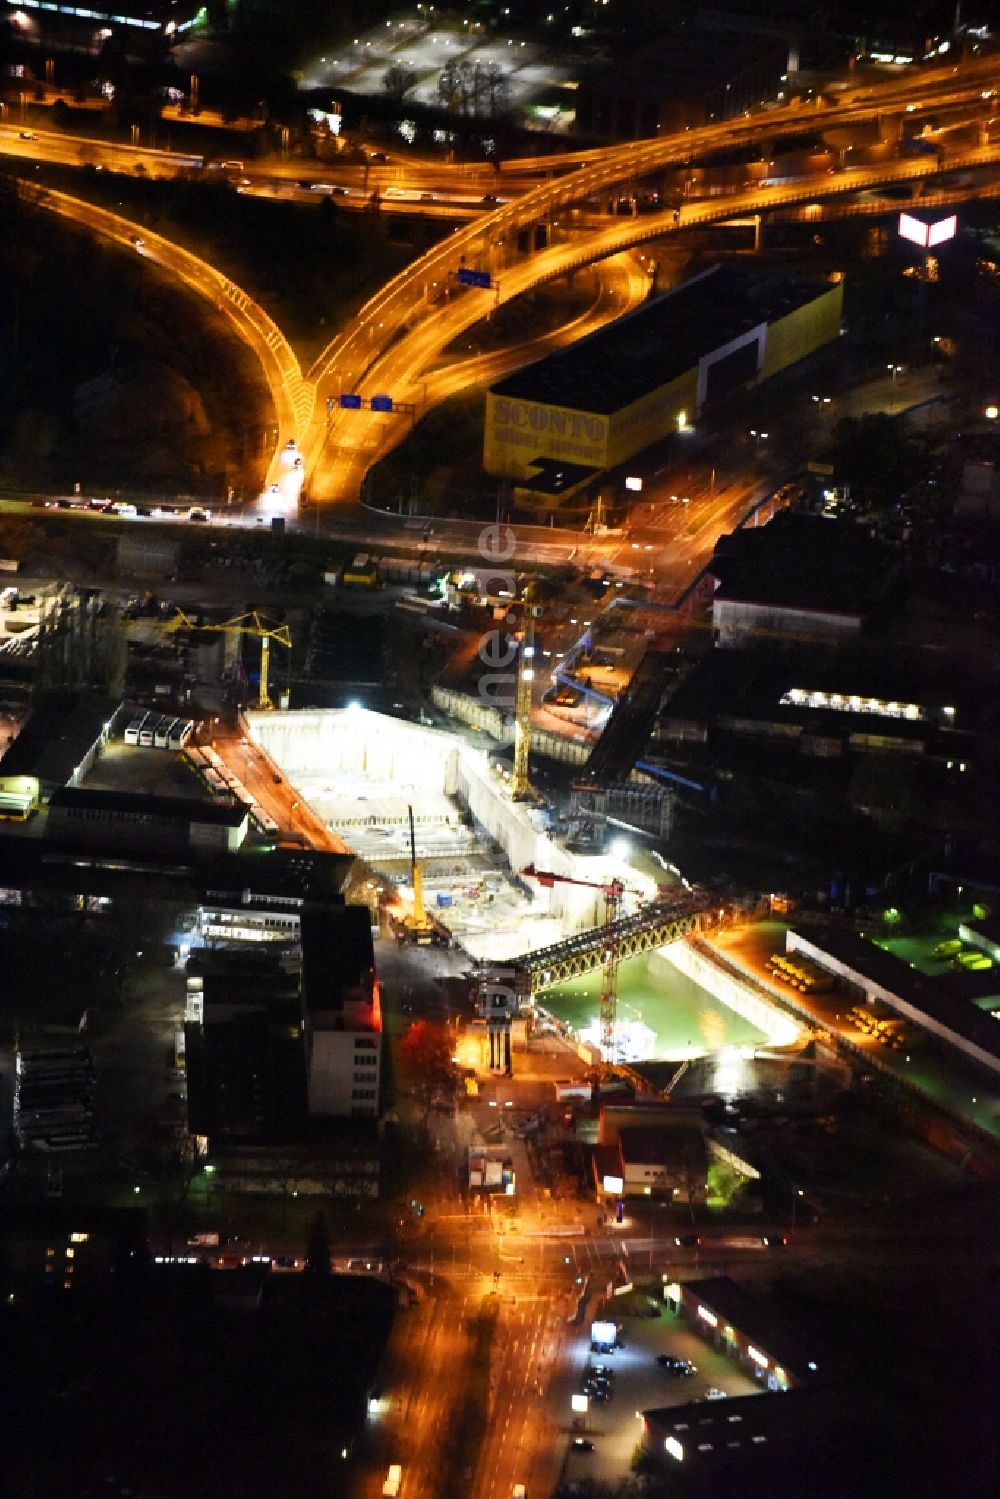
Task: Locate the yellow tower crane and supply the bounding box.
[511,579,540,801]
[159,609,292,710]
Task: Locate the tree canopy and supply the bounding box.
[398,1019,458,1126]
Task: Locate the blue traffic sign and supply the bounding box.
[339,393,362,409]
[457,267,492,290]
[370,395,394,413]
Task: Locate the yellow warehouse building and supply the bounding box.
[483,263,843,503]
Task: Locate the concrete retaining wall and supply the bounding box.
[652,943,800,1046]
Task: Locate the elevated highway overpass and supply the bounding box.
[24,182,313,487]
[304,134,1000,502]
[12,174,647,496]
[5,53,998,497]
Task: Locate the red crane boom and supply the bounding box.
[522,864,630,1062]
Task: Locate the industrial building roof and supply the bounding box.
[0,692,118,788]
[619,1124,707,1168]
[792,925,1000,1070]
[490,265,835,416]
[709,512,898,618]
[200,968,300,1016]
[641,1386,896,1497]
[300,903,376,1019]
[0,832,354,901]
[659,644,975,745]
[185,1008,306,1143]
[680,1276,823,1384]
[47,786,250,827]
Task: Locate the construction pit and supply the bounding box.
[244,706,803,1061]
[245,705,653,962]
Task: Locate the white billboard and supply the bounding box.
[898,212,929,247]
[898,212,957,249]
[928,214,957,247]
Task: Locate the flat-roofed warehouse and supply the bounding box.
[483,264,843,499]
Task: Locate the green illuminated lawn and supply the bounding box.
[539,951,768,1059]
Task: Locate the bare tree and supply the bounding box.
[479,62,510,119]
[382,63,416,106]
[674,1140,708,1222]
[438,59,473,115]
[439,60,510,119]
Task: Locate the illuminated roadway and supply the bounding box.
[25,142,999,508]
[24,182,312,482]
[4,55,999,498]
[306,146,1000,503]
[6,141,649,496]
[346,1132,1000,1499]
[3,53,997,195]
[421,248,654,406]
[303,59,1000,498]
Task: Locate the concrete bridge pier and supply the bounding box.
[488,1021,512,1074]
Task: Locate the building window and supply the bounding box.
[351,1088,377,1100]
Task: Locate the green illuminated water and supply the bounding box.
[539,950,768,1059]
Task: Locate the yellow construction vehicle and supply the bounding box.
[397,803,448,946]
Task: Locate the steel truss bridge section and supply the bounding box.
[518,894,723,993]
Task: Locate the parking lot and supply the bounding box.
[562,1291,761,1491]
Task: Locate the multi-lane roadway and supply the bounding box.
[305,136,1000,500]
[344,1142,998,1499]
[5,55,999,502]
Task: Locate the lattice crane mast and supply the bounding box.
[511,579,540,801]
[161,609,292,710]
[522,864,638,1065]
